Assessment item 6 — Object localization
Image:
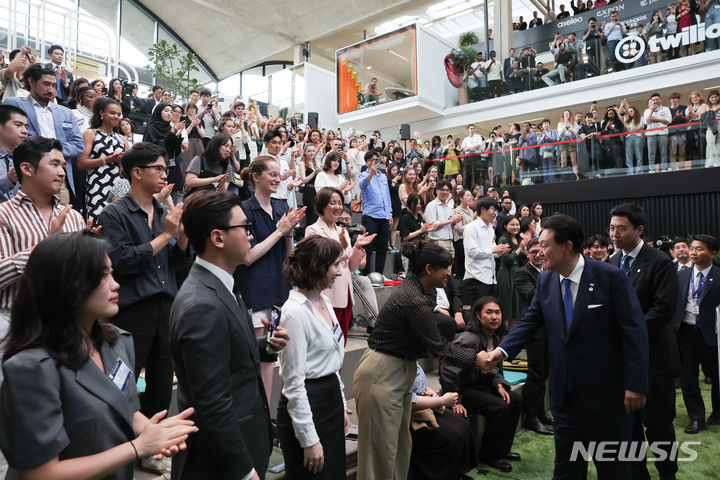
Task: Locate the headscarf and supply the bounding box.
[142,102,181,157]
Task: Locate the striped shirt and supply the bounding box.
[0,191,86,309]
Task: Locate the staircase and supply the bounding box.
[338,58,361,113]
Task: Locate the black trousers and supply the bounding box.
[277,375,345,479]
[552,392,633,480]
[630,374,678,480]
[112,294,173,417]
[361,215,390,275]
[524,333,549,418]
[462,278,497,306]
[488,80,503,98]
[678,323,720,421]
[452,239,465,279]
[461,387,521,461]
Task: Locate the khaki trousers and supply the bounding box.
[354,349,416,480]
[430,238,455,259]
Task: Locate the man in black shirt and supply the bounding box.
[668,92,688,171]
[542,44,573,86]
[556,4,570,19]
[98,142,189,472]
[583,17,604,76]
[579,112,601,175]
[531,62,549,89]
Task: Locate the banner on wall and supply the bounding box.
[69,54,107,76]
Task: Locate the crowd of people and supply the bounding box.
[466,1,720,104]
[0,39,719,480]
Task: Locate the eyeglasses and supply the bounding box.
[216,222,253,235]
[137,165,169,175]
[606,226,630,234]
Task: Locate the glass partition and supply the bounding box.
[336,25,417,114]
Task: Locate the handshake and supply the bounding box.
[476,349,503,373]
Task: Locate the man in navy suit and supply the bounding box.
[481,214,649,479]
[3,64,83,207]
[673,234,720,434]
[608,202,679,480]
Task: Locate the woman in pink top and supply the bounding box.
[305,187,376,342]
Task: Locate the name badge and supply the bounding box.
[333,323,343,344]
[109,358,132,392]
[62,121,73,129]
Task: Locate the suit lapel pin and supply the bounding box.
[589,283,594,292]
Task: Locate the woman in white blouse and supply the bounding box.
[277,235,350,479]
[314,151,354,205]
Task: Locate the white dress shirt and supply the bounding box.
[620,241,644,272]
[676,261,692,272]
[559,254,585,307]
[279,290,347,448]
[31,97,56,138]
[463,218,497,284]
[682,264,712,325]
[425,197,455,241]
[461,133,484,153]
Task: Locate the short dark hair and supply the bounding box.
[672,236,689,247]
[285,235,344,290]
[152,85,162,93]
[47,44,64,55]
[609,202,646,228]
[364,151,377,163]
[526,238,540,250]
[121,142,167,183]
[541,214,584,253]
[182,191,241,255]
[650,92,661,100]
[23,63,56,86]
[9,49,20,62]
[476,195,498,213]
[401,240,453,277]
[589,17,597,23]
[586,234,609,248]
[692,234,719,253]
[314,187,344,217]
[263,128,281,144]
[13,136,63,183]
[437,180,452,191]
[189,89,199,95]
[199,89,211,97]
[0,104,27,125]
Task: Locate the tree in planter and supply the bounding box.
[444,32,480,105]
[146,40,201,96]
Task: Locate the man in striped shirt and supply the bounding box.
[0,135,87,478]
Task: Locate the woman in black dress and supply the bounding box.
[299,144,320,227]
[387,162,402,249]
[601,107,625,171]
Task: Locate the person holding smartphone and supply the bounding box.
[277,235,350,479]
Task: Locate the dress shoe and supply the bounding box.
[708,413,720,425]
[539,413,554,426]
[504,452,521,461]
[684,420,706,434]
[484,458,512,472]
[524,416,553,435]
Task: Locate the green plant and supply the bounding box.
[146,40,201,95]
[449,31,480,70]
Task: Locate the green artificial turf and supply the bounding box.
[466,377,718,479]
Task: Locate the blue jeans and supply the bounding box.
[625,135,643,175]
[607,39,622,71]
[647,135,669,172]
[361,215,390,275]
[541,151,556,183]
[706,6,720,51]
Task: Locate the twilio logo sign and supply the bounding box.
[616,22,720,63]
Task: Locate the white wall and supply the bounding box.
[304,63,338,130]
[416,27,455,110]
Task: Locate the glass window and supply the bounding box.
[120,0,155,68]
[241,66,268,104]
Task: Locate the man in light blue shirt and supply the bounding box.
[603,11,627,72]
[358,150,392,275]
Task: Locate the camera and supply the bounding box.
[121,80,137,98]
[336,221,365,242]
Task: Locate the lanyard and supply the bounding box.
[691,267,707,300]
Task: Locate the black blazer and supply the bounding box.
[443,275,463,317]
[169,264,272,479]
[609,244,680,376]
[673,264,720,346]
[513,263,545,339]
[499,258,649,413]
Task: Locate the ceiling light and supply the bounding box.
[366,65,372,70]
[388,49,409,62]
[704,85,720,90]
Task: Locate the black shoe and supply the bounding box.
[538,413,555,426]
[524,416,553,435]
[684,420,706,434]
[708,413,720,425]
[504,452,521,461]
[484,458,512,472]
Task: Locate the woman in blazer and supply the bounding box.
[305,187,375,341]
[0,231,196,480]
[278,235,349,478]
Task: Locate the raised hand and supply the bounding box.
[163,203,183,238]
[49,204,73,235]
[354,232,377,249]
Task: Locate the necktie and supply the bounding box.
[621,254,632,276]
[681,264,688,270]
[562,278,573,333]
[55,65,63,100]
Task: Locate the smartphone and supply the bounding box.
[266,305,281,352]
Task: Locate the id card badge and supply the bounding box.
[109,357,132,392]
[333,323,343,344]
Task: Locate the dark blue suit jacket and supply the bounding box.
[499,257,649,413]
[673,264,720,346]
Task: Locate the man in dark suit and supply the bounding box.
[673,235,720,434]
[482,214,649,479]
[142,85,164,114]
[45,45,73,102]
[607,203,679,480]
[169,191,290,480]
[514,239,553,435]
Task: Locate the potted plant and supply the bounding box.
[444,32,480,105]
